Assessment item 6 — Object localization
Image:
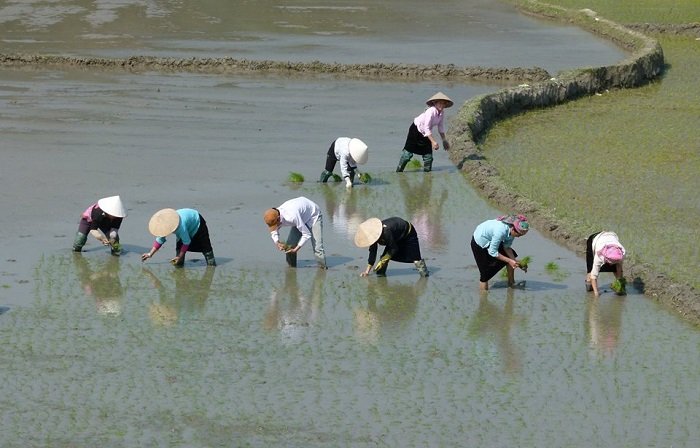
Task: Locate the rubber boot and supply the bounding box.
[286,252,297,268]
[73,232,87,252]
[414,259,430,277]
[319,170,333,183]
[375,260,389,277]
[422,154,434,172]
[396,150,413,172]
[203,250,217,266]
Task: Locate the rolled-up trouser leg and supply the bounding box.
[73,231,87,252]
[396,150,413,172]
[422,153,434,172]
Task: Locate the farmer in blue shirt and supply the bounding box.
[471,214,529,290]
[142,208,216,267]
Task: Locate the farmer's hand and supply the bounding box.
[345,178,353,188]
[443,139,450,150]
[141,252,152,262]
[170,256,183,265]
[284,246,300,254]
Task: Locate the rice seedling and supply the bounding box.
[359,172,372,183]
[331,173,342,182]
[408,159,422,169]
[288,172,304,183]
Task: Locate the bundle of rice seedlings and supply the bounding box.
[408,159,422,169]
[519,256,532,272]
[331,174,342,182]
[611,278,627,295]
[288,172,305,183]
[359,172,372,183]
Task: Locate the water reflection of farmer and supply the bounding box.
[263,268,325,343]
[72,195,127,256]
[353,277,425,346]
[321,183,365,242]
[354,217,429,277]
[399,175,449,251]
[585,231,626,296]
[143,266,215,327]
[73,253,124,316]
[319,137,368,188]
[468,289,522,374]
[470,214,530,290]
[585,296,624,358]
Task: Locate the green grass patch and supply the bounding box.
[516,0,700,24]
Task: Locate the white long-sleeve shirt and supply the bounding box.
[270,197,322,248]
[590,231,626,279]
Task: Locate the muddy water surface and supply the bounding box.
[1,1,698,447]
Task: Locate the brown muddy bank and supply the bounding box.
[626,23,700,37]
[0,53,551,83]
[448,3,700,324]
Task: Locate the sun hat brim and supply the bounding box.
[97,195,127,218]
[354,218,383,247]
[349,138,368,165]
[148,208,180,237]
[426,91,454,108]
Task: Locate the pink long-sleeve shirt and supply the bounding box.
[413,106,445,137]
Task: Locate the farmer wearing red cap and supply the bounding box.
[471,214,530,290]
[586,231,626,296]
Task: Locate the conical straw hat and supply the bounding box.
[349,138,368,165]
[148,208,180,237]
[97,195,127,218]
[354,218,383,247]
[426,91,454,108]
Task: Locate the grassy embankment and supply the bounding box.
[481,1,699,293]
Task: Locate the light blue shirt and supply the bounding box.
[473,219,513,257]
[156,208,200,246]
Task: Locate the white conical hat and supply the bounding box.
[148,208,180,237]
[426,91,454,108]
[97,195,127,218]
[349,138,368,165]
[354,217,383,247]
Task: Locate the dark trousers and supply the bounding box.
[471,237,517,283]
[175,215,213,254]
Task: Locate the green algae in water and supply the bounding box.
[288,172,305,183]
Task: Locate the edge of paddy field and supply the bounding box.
[448,0,700,326]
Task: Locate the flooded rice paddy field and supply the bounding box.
[1,0,699,446]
